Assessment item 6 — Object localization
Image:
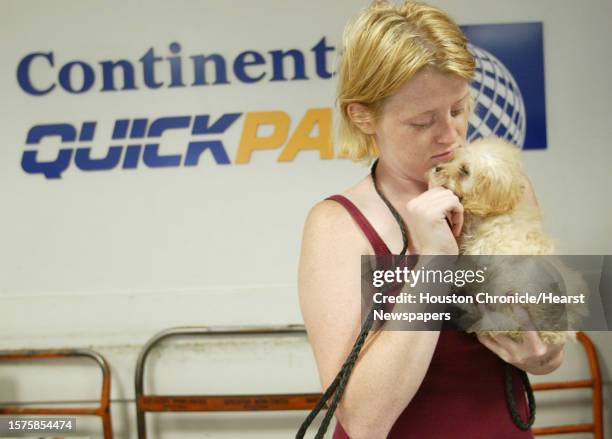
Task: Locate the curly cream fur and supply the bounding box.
[427,137,581,344]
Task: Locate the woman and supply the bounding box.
[298,1,565,438]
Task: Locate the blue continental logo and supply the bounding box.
[461,23,547,149]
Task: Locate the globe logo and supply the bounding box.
[467,44,527,148]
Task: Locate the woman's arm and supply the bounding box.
[298,200,440,439]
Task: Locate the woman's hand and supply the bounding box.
[405,187,463,255]
[477,331,565,375]
[477,305,565,375]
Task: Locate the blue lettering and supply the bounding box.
[130,119,148,138]
[143,143,182,167]
[269,49,308,81]
[233,51,266,83]
[123,145,141,169]
[167,42,184,88]
[75,146,122,170]
[191,53,229,85]
[20,112,249,177]
[17,52,56,96]
[22,150,72,179]
[192,113,241,134]
[16,39,338,97]
[26,123,76,144]
[185,141,231,165]
[148,116,191,137]
[311,37,334,79]
[140,47,163,89]
[79,122,96,141]
[112,120,130,139]
[100,60,137,91]
[59,61,95,93]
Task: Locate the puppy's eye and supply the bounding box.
[434,166,443,173]
[460,165,470,176]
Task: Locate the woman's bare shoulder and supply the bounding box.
[304,179,373,244]
[304,199,360,245]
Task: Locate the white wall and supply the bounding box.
[0,0,610,438]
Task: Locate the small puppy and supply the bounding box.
[428,137,553,255]
[427,137,583,344]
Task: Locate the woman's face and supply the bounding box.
[374,67,471,182]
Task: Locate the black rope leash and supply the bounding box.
[297,159,536,437]
[370,160,410,256]
[504,363,536,430]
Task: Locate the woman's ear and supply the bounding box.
[347,102,376,135]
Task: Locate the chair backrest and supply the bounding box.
[134,324,321,439]
[0,348,113,439]
[531,332,603,438]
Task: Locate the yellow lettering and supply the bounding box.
[278,108,333,161]
[235,111,290,164]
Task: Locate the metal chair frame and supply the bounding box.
[0,348,113,439]
[134,324,321,439]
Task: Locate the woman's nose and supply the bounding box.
[435,115,459,145]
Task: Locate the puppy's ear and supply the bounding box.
[477,169,524,214]
[464,140,525,215]
[347,103,376,135]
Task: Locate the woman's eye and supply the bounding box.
[451,108,465,117]
[410,120,434,129]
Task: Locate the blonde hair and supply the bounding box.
[337,0,475,161]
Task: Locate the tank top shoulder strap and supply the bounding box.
[326,195,391,256]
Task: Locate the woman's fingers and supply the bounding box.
[405,186,463,255]
[479,330,564,371]
[516,331,558,360]
[430,188,464,237]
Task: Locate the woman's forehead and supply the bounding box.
[385,68,469,116]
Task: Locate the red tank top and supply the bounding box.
[326,195,534,439]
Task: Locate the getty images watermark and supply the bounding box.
[361,255,612,332]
